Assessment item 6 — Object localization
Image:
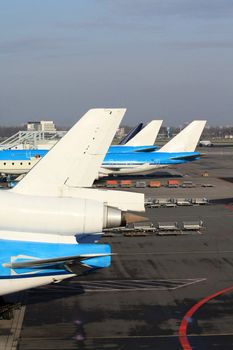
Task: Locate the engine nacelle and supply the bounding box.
[103,206,125,228]
[0,191,124,235]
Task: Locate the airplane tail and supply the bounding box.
[158,121,206,153]
[125,120,163,146]
[12,109,126,196]
[119,122,143,145]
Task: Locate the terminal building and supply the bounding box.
[27,120,56,132]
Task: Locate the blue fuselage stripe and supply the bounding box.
[0,149,200,165]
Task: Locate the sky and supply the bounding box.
[0,0,233,126]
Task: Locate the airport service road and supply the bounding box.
[16,201,233,350]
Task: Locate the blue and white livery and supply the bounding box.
[100,120,206,175]
[0,108,145,297]
[0,120,205,177]
[0,234,110,296]
[0,120,162,174]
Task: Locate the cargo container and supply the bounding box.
[135,181,147,188]
[120,180,133,188]
[181,181,195,188]
[167,179,180,188]
[149,180,161,188]
[106,180,118,188]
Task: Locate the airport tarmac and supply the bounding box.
[1,146,233,349]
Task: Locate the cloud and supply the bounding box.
[163,40,233,50]
[55,17,161,33]
[100,0,233,19]
[0,37,64,55]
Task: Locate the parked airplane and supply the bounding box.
[0,120,162,175]
[118,122,143,145]
[108,120,163,153]
[1,120,205,177]
[100,120,206,176]
[0,108,145,298]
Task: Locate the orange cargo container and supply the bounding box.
[120,180,133,188]
[106,180,118,188]
[167,179,180,187]
[149,181,161,188]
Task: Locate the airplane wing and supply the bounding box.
[12,109,126,196]
[3,253,111,275]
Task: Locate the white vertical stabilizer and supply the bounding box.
[13,109,126,196]
[158,120,206,153]
[126,120,163,146]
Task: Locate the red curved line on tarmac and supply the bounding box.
[178,285,233,350]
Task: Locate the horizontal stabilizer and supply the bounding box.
[3,253,111,274]
[13,109,126,196]
[158,121,206,153]
[126,120,163,146]
[134,146,157,152]
[62,188,145,212]
[170,153,200,161]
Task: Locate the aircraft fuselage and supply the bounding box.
[0,149,200,176]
